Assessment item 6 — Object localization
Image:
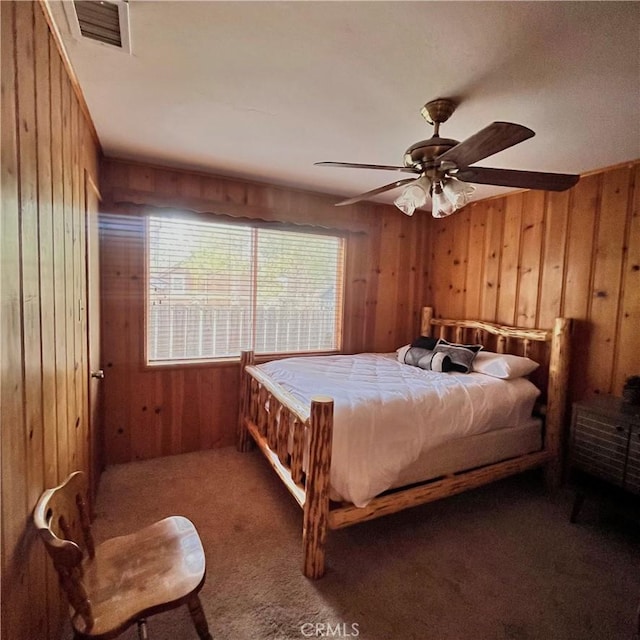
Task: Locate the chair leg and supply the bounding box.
[187,595,213,640]
[137,619,149,640]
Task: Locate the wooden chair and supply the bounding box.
[33,472,213,640]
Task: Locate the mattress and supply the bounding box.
[258,353,541,507]
[388,417,542,491]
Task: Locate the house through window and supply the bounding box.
[146,214,345,364]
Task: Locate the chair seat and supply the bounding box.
[73,516,206,638]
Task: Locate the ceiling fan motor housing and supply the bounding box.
[403,137,459,170]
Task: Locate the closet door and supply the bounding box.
[85,171,103,502]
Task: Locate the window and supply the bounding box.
[146,215,345,364]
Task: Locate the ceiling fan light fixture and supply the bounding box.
[443,178,475,208]
[394,175,431,216]
[431,183,455,218]
[431,178,475,218]
[318,97,578,212]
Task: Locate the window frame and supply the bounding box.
[142,211,347,368]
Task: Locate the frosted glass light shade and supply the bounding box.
[393,175,431,216]
[431,188,456,218]
[443,178,475,209]
[431,178,476,218]
[394,185,425,216]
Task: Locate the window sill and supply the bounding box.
[142,358,239,371]
[143,349,342,371]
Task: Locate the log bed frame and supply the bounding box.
[237,307,572,579]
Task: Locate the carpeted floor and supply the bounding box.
[71,448,639,640]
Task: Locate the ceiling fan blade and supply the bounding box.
[455,166,579,191]
[316,161,417,173]
[437,122,535,168]
[335,178,417,207]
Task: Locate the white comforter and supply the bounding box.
[258,353,540,507]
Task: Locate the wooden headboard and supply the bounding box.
[420,306,572,485]
[422,307,562,396]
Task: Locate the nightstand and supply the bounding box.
[569,395,640,522]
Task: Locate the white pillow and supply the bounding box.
[396,344,410,363]
[472,351,539,379]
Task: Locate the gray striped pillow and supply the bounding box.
[431,339,483,373]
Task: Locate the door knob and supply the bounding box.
[91,370,105,379]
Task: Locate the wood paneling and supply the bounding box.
[100,159,639,465]
[495,193,522,325]
[425,160,640,403]
[463,206,486,320]
[537,190,570,330]
[562,173,600,401]
[480,199,504,321]
[614,165,640,393]
[516,191,545,327]
[99,158,431,464]
[585,167,631,397]
[0,3,100,639]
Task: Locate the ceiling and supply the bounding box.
[49,1,640,206]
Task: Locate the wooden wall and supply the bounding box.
[1,2,99,639]
[426,161,640,402]
[100,157,640,465]
[99,158,430,464]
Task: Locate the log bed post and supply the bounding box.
[237,350,254,452]
[544,317,572,489]
[421,306,434,336]
[302,396,334,579]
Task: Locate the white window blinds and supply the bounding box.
[147,215,344,364]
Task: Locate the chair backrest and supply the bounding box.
[33,472,96,628]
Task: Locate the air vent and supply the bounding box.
[74,1,121,46]
[65,0,131,52]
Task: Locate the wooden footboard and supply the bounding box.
[237,307,572,579]
[237,351,333,578]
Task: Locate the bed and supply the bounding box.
[236,307,572,578]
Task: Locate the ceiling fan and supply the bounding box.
[315,98,579,217]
